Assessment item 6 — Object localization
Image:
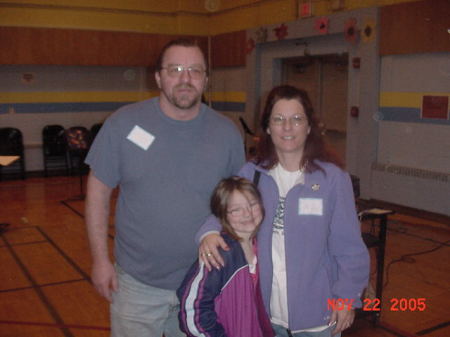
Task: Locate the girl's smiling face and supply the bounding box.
[226,190,262,239]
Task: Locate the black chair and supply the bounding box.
[65,126,91,197]
[0,127,26,180]
[90,123,103,142]
[42,125,69,177]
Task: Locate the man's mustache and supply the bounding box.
[175,84,196,90]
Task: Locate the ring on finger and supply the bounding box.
[206,252,212,257]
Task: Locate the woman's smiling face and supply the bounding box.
[267,98,311,160]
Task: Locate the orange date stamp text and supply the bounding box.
[327,298,427,312]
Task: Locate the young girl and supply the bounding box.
[177,176,273,337]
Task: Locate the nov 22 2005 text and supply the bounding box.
[327,298,427,312]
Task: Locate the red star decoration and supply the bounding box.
[274,23,288,40]
[245,38,255,55]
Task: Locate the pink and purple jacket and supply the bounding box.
[177,233,274,337]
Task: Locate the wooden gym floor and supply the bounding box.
[0,175,449,337]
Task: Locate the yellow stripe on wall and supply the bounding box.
[0,0,425,35]
[210,0,296,35]
[380,92,450,108]
[0,0,209,13]
[0,91,159,103]
[0,91,247,104]
[0,8,209,35]
[205,91,247,103]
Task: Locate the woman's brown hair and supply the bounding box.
[254,85,343,172]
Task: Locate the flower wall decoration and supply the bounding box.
[315,17,329,35]
[274,23,289,40]
[344,18,358,44]
[361,19,376,43]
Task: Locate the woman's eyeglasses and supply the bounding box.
[270,114,308,126]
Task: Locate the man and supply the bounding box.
[85,38,245,337]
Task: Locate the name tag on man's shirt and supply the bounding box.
[299,198,323,216]
[127,125,155,150]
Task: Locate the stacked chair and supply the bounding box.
[42,124,69,177]
[90,123,103,142]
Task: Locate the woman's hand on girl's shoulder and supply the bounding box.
[199,233,229,271]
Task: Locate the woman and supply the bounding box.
[177,177,273,337]
[198,85,369,337]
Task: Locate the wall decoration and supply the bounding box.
[299,0,312,18]
[245,37,255,55]
[21,73,35,84]
[344,18,358,44]
[421,95,449,119]
[255,27,268,43]
[361,19,376,43]
[123,69,136,81]
[274,23,289,40]
[315,17,329,35]
[350,106,359,118]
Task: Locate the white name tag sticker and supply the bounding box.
[299,198,323,216]
[126,125,154,150]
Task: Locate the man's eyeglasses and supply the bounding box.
[161,65,206,79]
[270,114,308,126]
[227,201,261,218]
